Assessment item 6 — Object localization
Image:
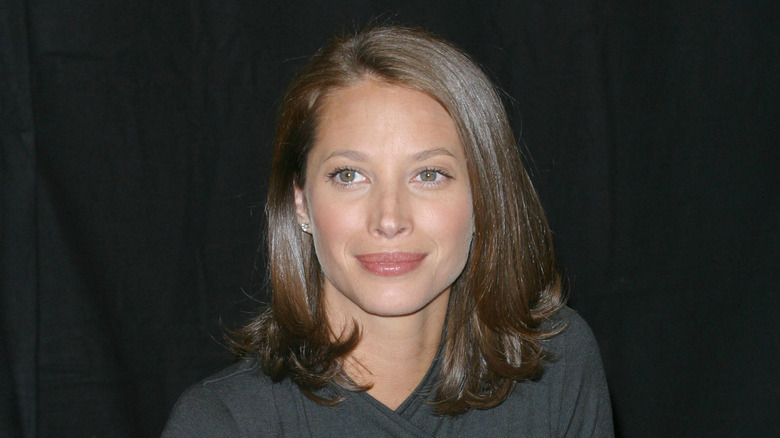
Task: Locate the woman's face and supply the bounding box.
[295,81,474,322]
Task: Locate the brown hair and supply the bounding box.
[232,25,565,414]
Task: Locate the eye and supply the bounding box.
[419,169,440,182]
[337,169,357,182]
[415,168,451,185]
[328,167,366,185]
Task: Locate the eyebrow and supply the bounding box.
[410,147,456,162]
[323,150,369,162]
[323,147,456,163]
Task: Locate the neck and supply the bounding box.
[327,294,448,410]
[349,314,444,410]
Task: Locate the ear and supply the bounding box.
[294,184,310,225]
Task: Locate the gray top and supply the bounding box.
[162,307,614,437]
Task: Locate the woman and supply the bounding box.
[164,25,613,437]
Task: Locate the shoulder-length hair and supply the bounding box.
[232,25,565,415]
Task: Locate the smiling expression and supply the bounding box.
[295,81,474,322]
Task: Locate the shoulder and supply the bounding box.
[162,359,288,437]
[543,306,602,358]
[435,307,615,437]
[533,306,615,436]
[196,359,273,404]
[536,306,608,393]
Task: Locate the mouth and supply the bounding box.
[355,252,427,277]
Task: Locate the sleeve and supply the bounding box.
[554,310,615,438]
[161,384,242,438]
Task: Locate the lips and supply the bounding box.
[355,252,427,276]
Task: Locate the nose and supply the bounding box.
[370,182,412,238]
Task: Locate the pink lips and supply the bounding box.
[355,252,427,276]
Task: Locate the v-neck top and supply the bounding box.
[162,307,614,437]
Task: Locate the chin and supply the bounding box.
[358,290,448,318]
[322,275,453,321]
[363,304,424,318]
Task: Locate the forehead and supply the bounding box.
[311,81,462,159]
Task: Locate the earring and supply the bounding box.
[300,222,310,233]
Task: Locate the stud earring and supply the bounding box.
[300,222,310,233]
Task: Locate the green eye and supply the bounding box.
[420,170,438,181]
[338,169,356,182]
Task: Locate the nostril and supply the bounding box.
[371,186,412,237]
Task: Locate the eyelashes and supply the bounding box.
[413,167,452,184]
[327,167,365,184]
[326,167,453,188]
[416,167,451,182]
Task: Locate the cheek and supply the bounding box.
[307,194,362,257]
[427,195,474,249]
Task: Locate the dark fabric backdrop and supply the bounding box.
[1,1,777,436]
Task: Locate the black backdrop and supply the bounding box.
[2,1,777,437]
